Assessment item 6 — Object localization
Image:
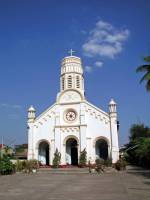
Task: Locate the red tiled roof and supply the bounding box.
[0,144,6,148]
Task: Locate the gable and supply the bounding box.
[34,103,57,125]
[83,100,109,122]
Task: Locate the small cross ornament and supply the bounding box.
[68,49,75,56]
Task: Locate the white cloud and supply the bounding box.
[8,114,19,119]
[12,105,22,109]
[81,30,87,35]
[0,103,22,119]
[0,103,22,110]
[95,61,103,68]
[85,66,93,73]
[1,103,8,107]
[82,20,130,59]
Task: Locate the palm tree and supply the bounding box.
[136,56,150,91]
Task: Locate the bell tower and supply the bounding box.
[60,50,85,97]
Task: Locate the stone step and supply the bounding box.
[38,167,90,174]
[37,166,117,174]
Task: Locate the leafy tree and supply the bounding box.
[129,123,150,141]
[134,138,150,167]
[52,148,61,168]
[126,123,150,168]
[136,56,150,91]
[79,148,87,167]
[0,155,15,175]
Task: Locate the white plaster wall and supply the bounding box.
[82,102,111,163]
[29,105,57,163]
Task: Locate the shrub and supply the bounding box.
[25,159,39,173]
[0,155,15,175]
[104,159,112,167]
[95,158,105,173]
[114,158,127,171]
[52,149,61,168]
[114,160,121,171]
[15,160,23,172]
[22,160,27,170]
[29,159,39,170]
[15,159,39,173]
[95,158,104,165]
[79,148,87,167]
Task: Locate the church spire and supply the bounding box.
[60,53,85,96]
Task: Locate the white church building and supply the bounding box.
[27,53,119,165]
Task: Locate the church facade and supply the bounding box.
[27,55,119,165]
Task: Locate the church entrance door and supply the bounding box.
[38,141,49,165]
[66,138,78,165]
[95,139,108,160]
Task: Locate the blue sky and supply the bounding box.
[0,0,149,146]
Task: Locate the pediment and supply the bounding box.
[57,90,83,103]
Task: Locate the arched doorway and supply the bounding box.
[38,141,50,165]
[66,138,78,165]
[95,139,108,160]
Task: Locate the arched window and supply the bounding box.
[68,75,72,88]
[62,77,65,90]
[76,76,80,88]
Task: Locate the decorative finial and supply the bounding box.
[28,105,36,122]
[68,49,75,56]
[109,98,117,113]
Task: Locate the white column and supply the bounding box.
[54,113,61,154]
[27,123,34,160]
[86,137,92,163]
[80,125,86,151]
[50,139,55,165]
[61,142,66,165]
[35,145,39,161]
[79,105,87,152]
[110,113,119,163]
[54,127,61,148]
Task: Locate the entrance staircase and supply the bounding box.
[38,167,89,174]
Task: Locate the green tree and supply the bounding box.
[126,123,150,168]
[79,148,87,167]
[129,123,150,141]
[52,148,61,168]
[0,155,15,175]
[136,56,150,91]
[134,138,150,167]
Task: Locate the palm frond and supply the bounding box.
[137,55,150,92]
[146,80,150,91]
[140,72,150,83]
[136,65,150,73]
[144,56,150,62]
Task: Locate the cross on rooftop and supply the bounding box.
[68,49,75,56]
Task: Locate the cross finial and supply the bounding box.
[68,49,75,56]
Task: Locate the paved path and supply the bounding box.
[0,166,150,200]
